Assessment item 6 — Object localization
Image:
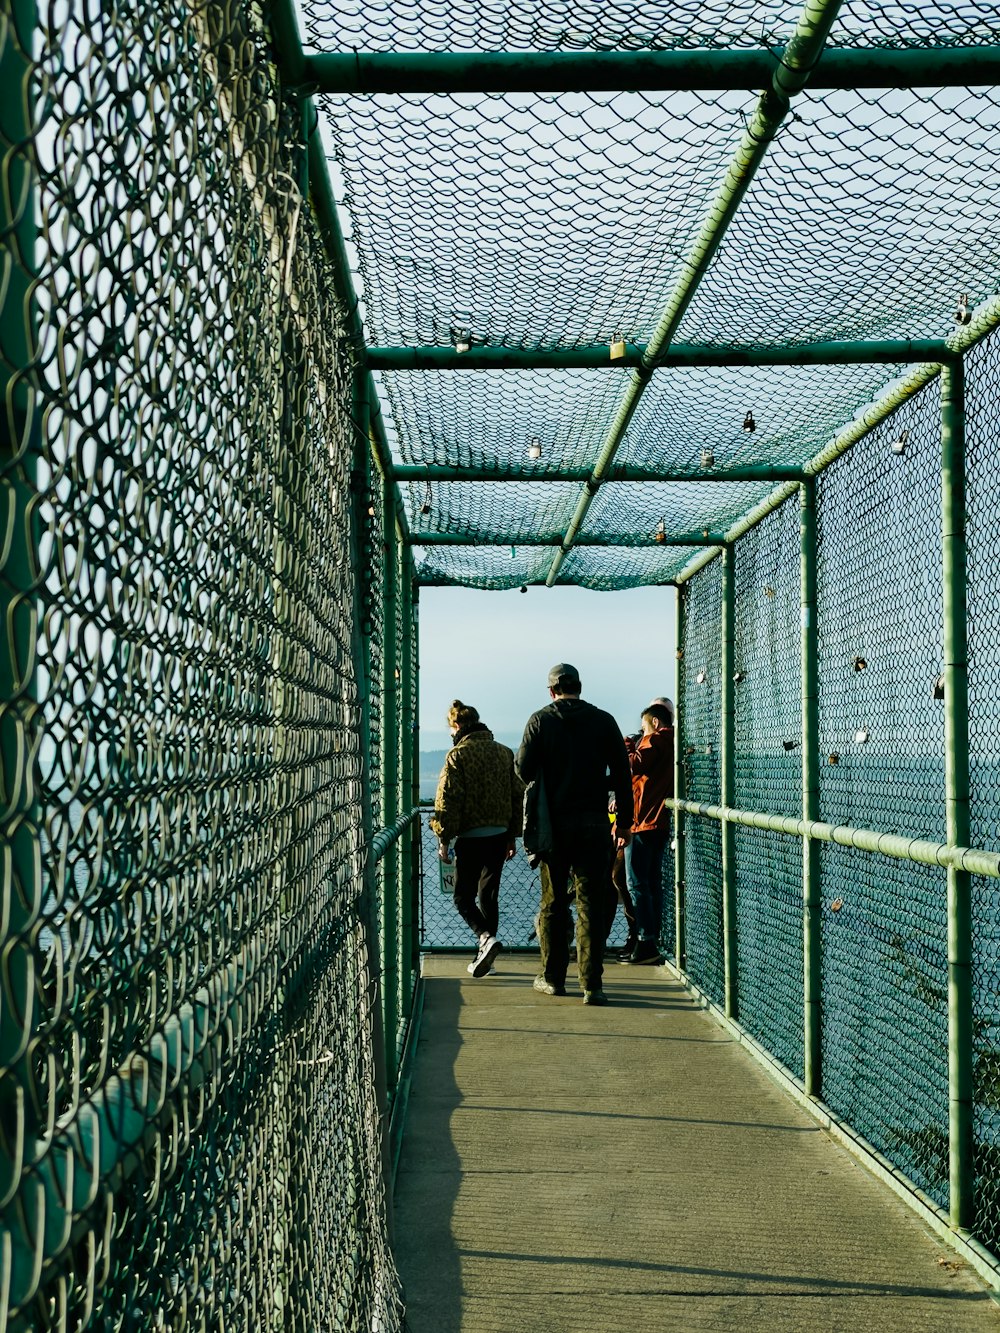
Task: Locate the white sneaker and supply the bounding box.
[472,935,502,978]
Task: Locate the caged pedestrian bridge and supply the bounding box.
[4,0,1000,1327]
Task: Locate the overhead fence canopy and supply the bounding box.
[292,0,1000,590]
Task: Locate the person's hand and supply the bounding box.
[616,830,632,851]
[437,841,453,863]
[505,837,517,861]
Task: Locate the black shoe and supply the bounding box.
[622,940,664,966]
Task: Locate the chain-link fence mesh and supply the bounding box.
[0,2,401,1327]
[675,329,1000,1248]
[419,816,675,958]
[732,497,804,1075]
[303,0,1000,592]
[679,560,725,1004]
[813,374,949,1205]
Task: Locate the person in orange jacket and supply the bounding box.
[620,701,674,965]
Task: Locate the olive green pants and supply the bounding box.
[538,826,613,992]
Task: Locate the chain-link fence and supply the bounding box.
[676,322,1000,1258]
[0,3,404,1327]
[418,814,674,959]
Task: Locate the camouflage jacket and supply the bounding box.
[430,726,524,844]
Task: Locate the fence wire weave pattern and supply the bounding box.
[676,324,1000,1255]
[304,0,1000,590]
[0,3,400,1328]
[4,0,1000,1318]
[731,498,804,1075]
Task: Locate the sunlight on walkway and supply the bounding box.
[394,957,1000,1332]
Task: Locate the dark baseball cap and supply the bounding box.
[547,662,581,688]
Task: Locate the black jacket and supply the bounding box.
[516,697,633,835]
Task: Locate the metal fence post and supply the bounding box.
[800,477,822,1096]
[349,372,395,1232]
[399,546,416,1025]
[0,0,42,1194]
[721,544,738,1019]
[674,585,687,970]
[941,358,972,1230]
[381,458,401,1086]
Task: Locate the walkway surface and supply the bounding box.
[393,955,1000,1333]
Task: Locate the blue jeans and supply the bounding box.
[625,828,669,943]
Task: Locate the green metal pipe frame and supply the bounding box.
[399,552,415,1039]
[720,547,738,1019]
[371,809,422,864]
[941,359,973,1231]
[368,340,953,372]
[0,0,41,1153]
[394,463,802,483]
[380,454,402,1086]
[674,590,686,970]
[297,105,410,544]
[408,530,729,547]
[674,295,1000,588]
[800,478,822,1097]
[544,0,846,588]
[305,46,1000,94]
[669,799,1000,880]
[350,373,397,1236]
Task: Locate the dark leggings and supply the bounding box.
[452,832,509,940]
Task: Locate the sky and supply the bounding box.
[418,584,677,751]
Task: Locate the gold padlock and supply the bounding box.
[609,331,626,361]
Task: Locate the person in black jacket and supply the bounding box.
[516,663,633,1005]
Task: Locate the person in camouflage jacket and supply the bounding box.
[431,701,524,976]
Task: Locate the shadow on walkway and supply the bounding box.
[393,956,1000,1332]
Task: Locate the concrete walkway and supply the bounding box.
[393,955,1000,1333]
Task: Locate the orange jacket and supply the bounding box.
[625,727,674,832]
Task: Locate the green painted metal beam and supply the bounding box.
[369,340,954,372]
[670,799,1000,880]
[393,463,803,483]
[800,477,822,1098]
[674,589,687,971]
[0,0,42,1190]
[941,359,973,1232]
[672,295,1000,586]
[408,530,729,547]
[544,0,848,588]
[306,47,1000,94]
[415,575,677,587]
[297,97,412,544]
[720,547,738,1020]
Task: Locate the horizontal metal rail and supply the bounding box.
[368,340,953,372]
[672,798,1000,879]
[305,47,1000,94]
[372,808,421,863]
[674,293,1000,586]
[393,463,802,483]
[409,530,728,547]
